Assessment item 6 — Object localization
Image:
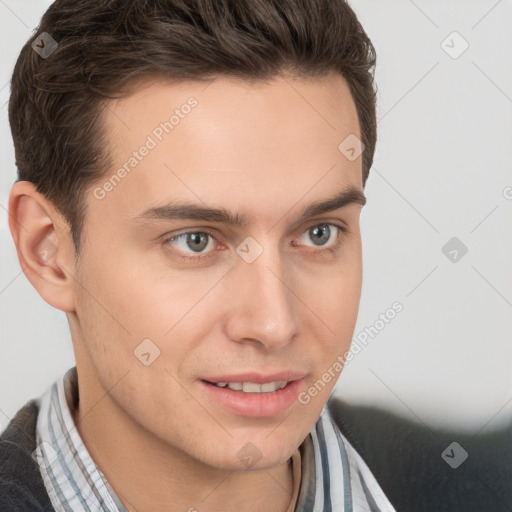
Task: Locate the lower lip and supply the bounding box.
[199,379,305,418]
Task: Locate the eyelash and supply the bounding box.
[162,222,348,262]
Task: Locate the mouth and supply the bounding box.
[206,380,289,393]
[199,373,306,418]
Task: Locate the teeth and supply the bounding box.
[243,382,261,393]
[213,381,288,393]
[260,382,278,392]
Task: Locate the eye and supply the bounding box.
[165,231,217,259]
[296,223,346,249]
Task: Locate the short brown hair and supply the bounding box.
[9,0,377,255]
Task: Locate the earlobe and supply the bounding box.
[8,181,76,312]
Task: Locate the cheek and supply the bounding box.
[77,249,172,336]
[295,244,362,395]
[300,244,362,335]
[74,249,225,372]
[71,250,164,373]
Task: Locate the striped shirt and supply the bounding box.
[35,366,396,511]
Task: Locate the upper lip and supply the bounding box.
[202,371,306,384]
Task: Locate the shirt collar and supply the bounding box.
[35,366,128,511]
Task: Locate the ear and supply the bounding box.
[8,181,76,312]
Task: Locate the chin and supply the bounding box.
[199,432,302,472]
[206,450,290,473]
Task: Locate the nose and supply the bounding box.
[223,244,298,349]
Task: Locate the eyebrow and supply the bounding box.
[133,186,366,226]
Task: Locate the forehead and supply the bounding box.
[91,74,363,226]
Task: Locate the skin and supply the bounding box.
[9,72,365,512]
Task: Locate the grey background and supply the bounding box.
[1,0,511,435]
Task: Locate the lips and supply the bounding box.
[199,371,307,417]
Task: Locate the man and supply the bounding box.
[1,0,396,510]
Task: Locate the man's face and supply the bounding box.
[70,73,365,470]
